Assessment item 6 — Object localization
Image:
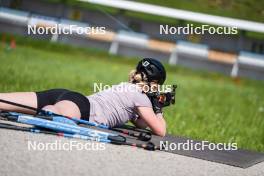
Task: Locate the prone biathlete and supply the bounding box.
[0,58,167,136]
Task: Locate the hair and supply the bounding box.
[128,69,158,92]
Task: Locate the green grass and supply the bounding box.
[136,0,264,23]
[44,0,264,39]
[46,0,264,22]
[0,36,264,152]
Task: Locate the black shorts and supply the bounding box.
[36,89,90,120]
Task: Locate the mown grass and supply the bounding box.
[0,36,264,152]
[45,0,264,39]
[136,0,264,23]
[47,0,264,22]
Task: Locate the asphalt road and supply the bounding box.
[0,128,264,176]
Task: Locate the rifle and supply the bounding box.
[146,85,177,112]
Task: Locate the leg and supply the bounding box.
[0,89,69,114]
[0,92,37,114]
[42,100,81,118]
[0,89,89,119]
[54,91,90,119]
[54,100,81,118]
[42,105,61,115]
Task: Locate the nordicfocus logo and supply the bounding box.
[160,140,238,151]
[93,83,173,93]
[27,139,106,151]
[160,24,238,35]
[27,24,106,35]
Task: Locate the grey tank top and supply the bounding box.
[86,82,152,128]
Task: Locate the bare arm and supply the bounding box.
[133,106,166,137]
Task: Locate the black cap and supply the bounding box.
[136,58,166,85]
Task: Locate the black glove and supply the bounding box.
[150,96,163,114]
[162,92,172,107]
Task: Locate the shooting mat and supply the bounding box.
[112,125,264,168]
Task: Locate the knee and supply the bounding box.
[42,105,61,115]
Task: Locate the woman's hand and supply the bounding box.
[135,106,166,137]
[131,117,148,129]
